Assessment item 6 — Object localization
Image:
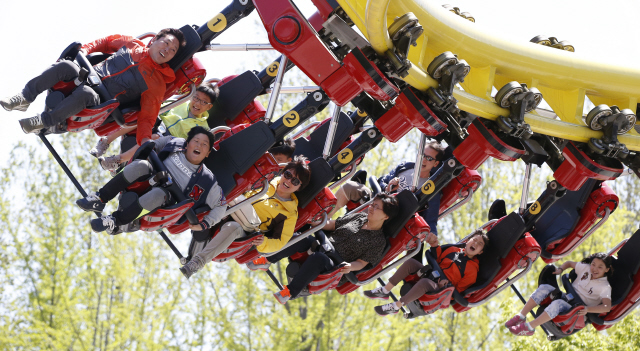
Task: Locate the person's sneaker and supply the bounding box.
[273,286,291,304]
[90,215,116,233]
[19,114,44,134]
[509,322,534,336]
[0,94,30,112]
[374,302,400,316]
[247,256,271,271]
[99,155,121,172]
[504,314,526,328]
[179,260,200,279]
[363,286,391,300]
[90,137,111,157]
[76,192,105,212]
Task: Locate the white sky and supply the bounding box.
[0,0,638,168]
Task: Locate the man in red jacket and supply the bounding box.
[1,28,185,145]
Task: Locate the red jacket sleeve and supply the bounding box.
[81,34,135,55]
[136,83,164,145]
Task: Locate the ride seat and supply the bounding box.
[207,71,264,129]
[293,111,354,161]
[537,272,589,340]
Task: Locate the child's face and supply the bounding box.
[272,153,292,165]
[590,258,610,279]
[465,235,485,257]
[185,133,211,164]
[189,92,212,116]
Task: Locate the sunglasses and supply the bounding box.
[423,155,435,162]
[283,170,301,187]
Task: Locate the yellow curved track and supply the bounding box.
[336,0,640,151]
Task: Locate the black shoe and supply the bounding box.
[374,302,400,316]
[76,192,105,212]
[90,215,116,233]
[363,287,391,300]
[179,260,200,279]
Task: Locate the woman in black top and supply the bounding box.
[255,193,399,304]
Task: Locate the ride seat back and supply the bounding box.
[207,71,264,129]
[609,229,640,304]
[383,190,419,239]
[530,179,596,248]
[168,25,202,71]
[293,112,354,160]
[205,121,275,196]
[295,158,335,208]
[466,212,526,292]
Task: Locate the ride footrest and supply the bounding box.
[553,142,623,191]
[453,118,525,170]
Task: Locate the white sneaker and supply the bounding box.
[0,94,31,112]
[99,155,121,172]
[90,137,111,157]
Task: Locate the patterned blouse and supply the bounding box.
[330,212,387,265]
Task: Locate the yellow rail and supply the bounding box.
[336,0,640,150]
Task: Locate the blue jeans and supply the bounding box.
[531,284,572,319]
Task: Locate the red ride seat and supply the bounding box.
[591,230,640,331]
[438,168,482,216]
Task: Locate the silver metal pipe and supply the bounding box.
[550,207,611,260]
[137,32,156,40]
[291,121,321,140]
[465,258,533,308]
[607,237,629,256]
[329,164,358,191]
[265,86,322,94]
[222,179,269,217]
[412,134,427,191]
[322,105,341,159]
[205,43,274,51]
[210,126,231,135]
[519,163,532,215]
[262,213,328,257]
[355,242,424,286]
[600,299,640,325]
[264,55,289,124]
[438,188,474,220]
[158,83,196,115]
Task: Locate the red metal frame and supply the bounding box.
[439,168,482,213]
[453,118,525,170]
[554,142,623,191]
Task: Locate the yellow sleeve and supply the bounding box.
[256,214,297,253]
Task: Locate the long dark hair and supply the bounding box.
[582,252,614,279]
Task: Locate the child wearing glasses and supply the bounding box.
[179,156,312,278]
[92,82,219,173]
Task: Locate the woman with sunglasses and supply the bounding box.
[180,156,311,278]
[249,192,399,304]
[93,82,219,172]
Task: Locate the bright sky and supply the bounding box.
[0,0,638,168]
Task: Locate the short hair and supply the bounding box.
[468,229,490,252]
[155,28,186,49]
[186,126,215,151]
[581,252,614,279]
[373,192,399,222]
[269,138,296,159]
[425,140,446,161]
[283,155,311,190]
[196,82,219,105]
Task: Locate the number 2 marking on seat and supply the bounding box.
[338,148,353,164]
[207,14,227,32]
[529,201,541,215]
[283,111,299,127]
[267,61,280,77]
[421,180,435,195]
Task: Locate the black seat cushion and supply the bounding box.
[207,70,263,129]
[295,158,335,208]
[168,25,202,71]
[530,179,597,248]
[293,111,354,160]
[205,121,275,196]
[465,212,526,293]
[609,229,640,304]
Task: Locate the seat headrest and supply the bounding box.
[484,212,526,260]
[615,228,640,276]
[383,190,420,239]
[168,25,202,71]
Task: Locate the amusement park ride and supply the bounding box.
[29,0,640,341]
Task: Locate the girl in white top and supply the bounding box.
[505,252,613,336]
